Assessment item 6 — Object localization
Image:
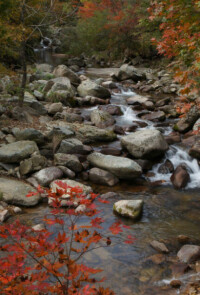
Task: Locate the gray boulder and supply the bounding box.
[89,168,119,186]
[90,109,115,128]
[87,152,142,179]
[116,64,146,81]
[98,105,122,116]
[46,77,75,105]
[113,200,143,219]
[54,153,82,172]
[12,128,45,145]
[0,177,41,206]
[74,124,117,143]
[48,102,63,115]
[121,130,168,159]
[78,79,111,99]
[174,105,200,133]
[53,65,80,86]
[141,111,166,122]
[58,138,92,155]
[34,167,63,186]
[0,141,39,163]
[19,153,47,175]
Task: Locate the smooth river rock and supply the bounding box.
[90,109,115,128]
[177,245,200,263]
[170,165,190,189]
[87,152,142,179]
[121,129,168,159]
[0,177,41,206]
[0,141,39,163]
[33,167,63,187]
[78,79,111,99]
[113,200,143,219]
[89,168,119,186]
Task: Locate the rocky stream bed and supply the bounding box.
[0,59,200,294]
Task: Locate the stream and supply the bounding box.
[16,53,200,293]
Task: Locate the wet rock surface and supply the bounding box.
[121,130,169,159]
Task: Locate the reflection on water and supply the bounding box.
[13,186,200,295]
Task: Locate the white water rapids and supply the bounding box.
[111,88,200,189]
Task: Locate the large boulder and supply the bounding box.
[98,105,122,116]
[170,165,190,189]
[116,64,147,81]
[48,102,63,115]
[0,177,41,206]
[53,65,81,86]
[12,128,45,145]
[48,122,117,144]
[0,141,39,163]
[90,110,115,128]
[87,152,142,179]
[141,111,166,122]
[75,124,117,143]
[57,138,92,155]
[89,168,119,186]
[46,77,75,105]
[127,95,153,108]
[174,106,200,133]
[113,200,143,219]
[121,130,168,159]
[33,167,63,187]
[54,153,82,172]
[77,79,111,99]
[20,153,47,175]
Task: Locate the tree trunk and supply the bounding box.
[18,0,27,107]
[19,41,27,107]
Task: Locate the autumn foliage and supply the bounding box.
[0,182,134,294]
[148,0,200,98]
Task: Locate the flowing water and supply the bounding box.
[17,66,200,294]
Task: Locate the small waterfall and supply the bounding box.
[120,105,141,123]
[149,146,200,188]
[40,37,52,49]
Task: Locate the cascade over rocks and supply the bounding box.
[87,152,142,179]
[77,79,111,99]
[121,130,169,159]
